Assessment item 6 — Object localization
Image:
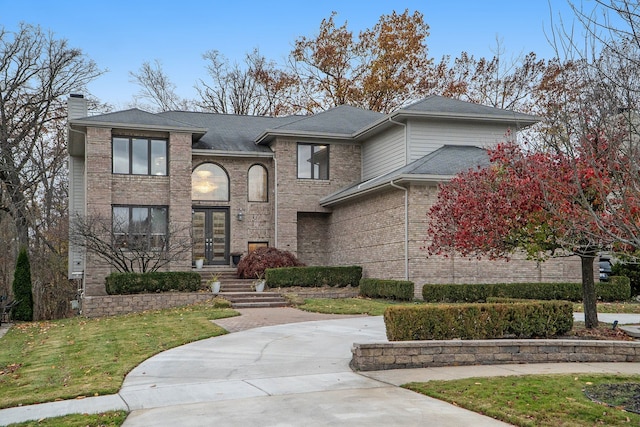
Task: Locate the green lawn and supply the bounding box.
[0,301,238,409]
[406,374,640,426]
[3,296,639,426]
[8,411,128,427]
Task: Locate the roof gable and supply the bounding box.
[321,145,490,206]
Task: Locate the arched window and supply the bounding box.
[192,163,229,201]
[248,164,268,202]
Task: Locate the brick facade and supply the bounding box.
[329,181,582,297]
[192,156,275,257]
[272,138,361,255]
[84,128,193,296]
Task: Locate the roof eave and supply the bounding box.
[391,110,540,126]
[320,174,451,207]
[255,129,354,144]
[69,119,207,136]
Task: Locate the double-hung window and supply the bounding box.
[113,137,167,175]
[297,143,329,180]
[113,206,168,250]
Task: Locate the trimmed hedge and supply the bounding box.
[265,266,362,287]
[422,280,631,303]
[106,272,202,295]
[611,263,640,296]
[359,278,414,301]
[384,301,573,341]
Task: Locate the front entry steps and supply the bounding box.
[195,266,289,308]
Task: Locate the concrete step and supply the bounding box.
[231,301,289,308]
[219,291,289,308]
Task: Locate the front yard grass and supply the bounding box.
[405,374,640,426]
[298,297,411,315]
[573,301,640,313]
[0,301,238,409]
[9,411,128,427]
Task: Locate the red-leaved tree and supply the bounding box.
[427,142,619,328]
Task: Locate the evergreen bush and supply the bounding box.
[12,247,34,321]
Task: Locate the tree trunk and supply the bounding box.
[581,254,599,329]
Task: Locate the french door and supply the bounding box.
[192,207,229,265]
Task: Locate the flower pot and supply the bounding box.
[254,280,265,292]
[210,281,221,294]
[195,259,204,269]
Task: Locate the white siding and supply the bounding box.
[68,155,85,278]
[362,126,405,180]
[407,120,513,162]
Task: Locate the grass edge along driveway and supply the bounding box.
[0,301,238,409]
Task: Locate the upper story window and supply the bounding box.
[112,205,167,250]
[248,164,268,202]
[192,163,229,201]
[113,137,167,176]
[297,143,329,180]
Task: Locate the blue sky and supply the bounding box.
[2,0,591,109]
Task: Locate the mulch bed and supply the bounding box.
[585,383,640,414]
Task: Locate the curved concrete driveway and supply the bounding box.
[121,316,509,426]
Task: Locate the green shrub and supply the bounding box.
[384,300,573,341]
[359,278,414,301]
[422,281,630,303]
[12,247,33,321]
[105,272,202,295]
[602,276,632,300]
[611,263,640,296]
[265,266,362,287]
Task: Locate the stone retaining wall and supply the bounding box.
[82,293,215,317]
[351,340,640,371]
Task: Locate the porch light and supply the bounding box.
[237,209,244,221]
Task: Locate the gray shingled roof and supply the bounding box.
[400,95,538,124]
[320,145,490,206]
[70,108,206,132]
[268,105,383,134]
[159,112,299,152]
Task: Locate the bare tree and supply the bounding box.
[70,212,192,273]
[129,60,193,112]
[196,49,296,116]
[0,23,102,250]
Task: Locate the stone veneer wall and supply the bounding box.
[82,293,216,318]
[351,340,640,371]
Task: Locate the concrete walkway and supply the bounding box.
[0,309,639,426]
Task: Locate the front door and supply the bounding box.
[192,207,229,265]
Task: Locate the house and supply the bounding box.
[67,94,582,315]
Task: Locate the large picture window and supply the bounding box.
[192,163,229,201]
[297,143,329,180]
[113,206,168,250]
[248,164,268,202]
[113,137,167,176]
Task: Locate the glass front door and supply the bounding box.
[192,207,229,265]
